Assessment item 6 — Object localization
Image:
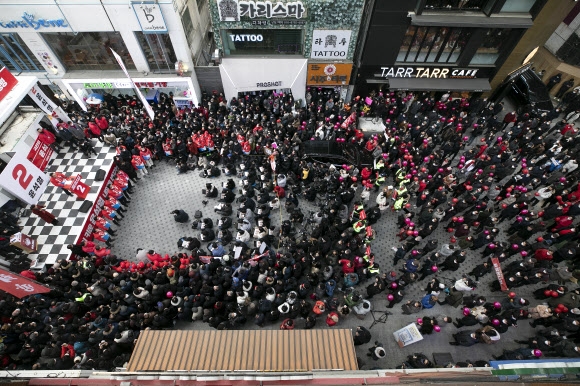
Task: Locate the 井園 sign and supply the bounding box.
[311,30,351,60]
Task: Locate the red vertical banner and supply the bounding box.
[491,257,508,291]
[27,138,54,172]
[0,67,18,102]
[0,268,50,298]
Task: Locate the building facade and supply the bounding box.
[209,0,365,103]
[0,0,213,109]
[354,0,567,99]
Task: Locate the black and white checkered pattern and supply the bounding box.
[21,140,116,268]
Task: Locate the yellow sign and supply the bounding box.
[307,63,352,86]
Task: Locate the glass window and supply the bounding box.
[0,34,43,72]
[221,29,302,56]
[41,32,135,71]
[557,33,580,67]
[181,9,195,42]
[424,0,488,12]
[500,0,535,13]
[135,32,177,73]
[397,26,471,63]
[470,28,512,65]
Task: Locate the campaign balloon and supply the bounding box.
[417,318,423,325]
[534,349,542,357]
[434,325,441,332]
[166,291,173,298]
[493,302,501,309]
[508,292,516,299]
[387,294,394,301]
[492,319,500,326]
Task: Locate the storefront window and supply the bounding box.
[500,0,535,13]
[0,34,43,72]
[135,33,177,73]
[424,0,488,12]
[397,26,471,64]
[470,28,511,65]
[41,32,135,71]
[220,29,302,56]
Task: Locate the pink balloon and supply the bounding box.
[402,161,408,166]
[411,250,418,256]
[431,265,438,272]
[424,157,429,163]
[387,294,394,301]
[512,244,519,250]
[413,231,419,236]
[521,251,528,257]
[488,243,496,249]
[405,218,411,224]
[492,318,500,326]
[463,307,470,316]
[416,318,423,324]
[166,291,173,298]
[390,282,398,289]
[434,325,441,332]
[438,168,444,173]
[493,301,501,309]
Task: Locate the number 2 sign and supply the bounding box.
[0,153,49,205]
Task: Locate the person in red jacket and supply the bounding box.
[88,121,104,142]
[93,246,111,258]
[95,216,116,235]
[338,258,355,274]
[554,216,574,230]
[100,205,122,225]
[93,228,113,247]
[131,152,148,178]
[95,115,108,131]
[37,127,62,152]
[534,249,553,261]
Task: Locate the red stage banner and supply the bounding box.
[70,174,89,199]
[73,165,118,259]
[0,268,50,298]
[0,67,18,102]
[491,257,508,291]
[27,138,53,172]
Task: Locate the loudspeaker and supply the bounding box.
[78,200,93,213]
[95,169,106,181]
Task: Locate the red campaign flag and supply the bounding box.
[70,174,90,199]
[27,139,53,172]
[491,257,508,292]
[359,210,367,220]
[0,268,50,298]
[0,67,18,102]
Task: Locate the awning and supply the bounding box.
[368,77,491,92]
[127,329,358,372]
[411,13,533,28]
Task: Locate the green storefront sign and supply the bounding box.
[84,82,113,88]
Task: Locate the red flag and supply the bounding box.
[491,257,508,292]
[0,268,50,298]
[70,174,89,199]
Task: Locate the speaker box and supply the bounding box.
[95,169,106,181]
[78,200,93,213]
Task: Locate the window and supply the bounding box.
[181,9,195,43]
[424,0,488,12]
[135,32,177,73]
[41,32,135,71]
[0,34,43,72]
[221,29,302,56]
[470,28,512,65]
[196,0,206,12]
[557,33,580,67]
[397,26,472,63]
[500,0,535,13]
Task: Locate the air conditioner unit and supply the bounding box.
[211,49,221,65]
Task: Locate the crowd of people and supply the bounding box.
[1,82,580,372]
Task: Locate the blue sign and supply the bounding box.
[0,12,68,30]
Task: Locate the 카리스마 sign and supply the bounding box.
[307,63,352,86]
[217,0,306,22]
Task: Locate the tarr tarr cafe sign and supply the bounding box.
[380,66,479,79]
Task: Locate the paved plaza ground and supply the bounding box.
[110,119,548,369]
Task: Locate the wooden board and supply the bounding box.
[126,329,358,372]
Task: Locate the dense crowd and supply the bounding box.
[1,83,580,371]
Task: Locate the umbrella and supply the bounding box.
[86,93,104,105]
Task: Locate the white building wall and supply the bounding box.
[545,14,580,54]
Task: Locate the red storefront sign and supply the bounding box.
[491,257,508,291]
[0,67,18,102]
[0,268,50,298]
[27,138,53,172]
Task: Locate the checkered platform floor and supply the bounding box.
[20,140,116,266]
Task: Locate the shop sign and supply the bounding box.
[311,30,351,60]
[256,81,282,87]
[229,34,264,42]
[132,1,168,33]
[217,0,306,22]
[379,66,480,79]
[0,67,18,102]
[83,81,173,89]
[0,12,68,30]
[251,20,306,26]
[307,63,352,86]
[84,82,114,89]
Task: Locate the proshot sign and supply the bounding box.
[379,66,480,79]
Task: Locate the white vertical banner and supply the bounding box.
[110,48,155,121]
[27,84,71,124]
[0,152,49,205]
